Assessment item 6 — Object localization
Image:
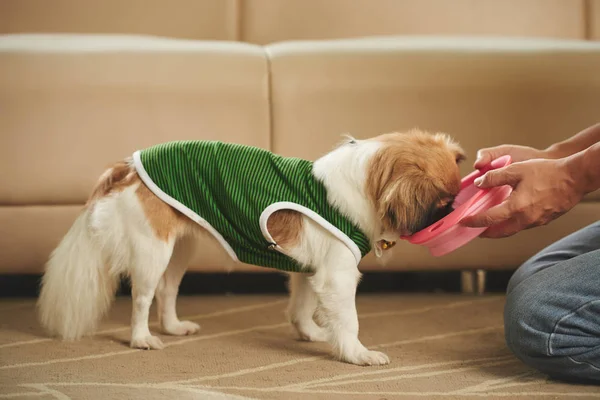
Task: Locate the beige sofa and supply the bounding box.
[1,1,600,279]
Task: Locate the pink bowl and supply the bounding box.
[401,155,513,257]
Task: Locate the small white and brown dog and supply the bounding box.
[38,129,465,366]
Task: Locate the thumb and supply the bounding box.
[473,167,520,189]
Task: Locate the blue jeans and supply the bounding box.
[504,221,600,382]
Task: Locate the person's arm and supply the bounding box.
[566,141,600,195]
[546,123,600,159]
[473,123,600,169]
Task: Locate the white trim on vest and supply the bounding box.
[260,202,362,266]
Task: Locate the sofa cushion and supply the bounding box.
[0,0,239,41]
[0,34,270,205]
[243,0,586,44]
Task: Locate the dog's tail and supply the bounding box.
[37,167,129,340]
[37,208,119,340]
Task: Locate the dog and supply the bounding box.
[37,129,465,366]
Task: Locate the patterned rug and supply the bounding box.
[1,294,597,399]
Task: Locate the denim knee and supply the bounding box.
[505,272,600,382]
[504,281,549,364]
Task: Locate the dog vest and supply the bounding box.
[133,141,371,272]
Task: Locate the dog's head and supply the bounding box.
[366,129,466,237]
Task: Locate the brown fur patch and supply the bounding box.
[366,129,464,234]
[86,159,139,205]
[135,182,186,242]
[267,210,303,249]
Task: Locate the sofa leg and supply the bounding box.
[461,270,475,294]
[475,269,487,295]
[461,270,487,294]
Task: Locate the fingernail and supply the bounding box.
[474,177,483,186]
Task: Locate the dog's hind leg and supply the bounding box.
[156,235,200,336]
[129,236,175,350]
[287,273,328,342]
[127,182,185,350]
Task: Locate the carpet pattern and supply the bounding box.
[1,294,598,399]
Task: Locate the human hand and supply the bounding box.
[473,145,551,170]
[461,158,584,238]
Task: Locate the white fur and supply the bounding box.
[313,138,383,241]
[38,139,394,365]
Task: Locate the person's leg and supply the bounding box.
[507,221,600,295]
[504,221,600,382]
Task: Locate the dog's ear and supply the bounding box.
[335,133,358,148]
[378,176,443,235]
[368,149,442,235]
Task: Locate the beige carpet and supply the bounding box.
[1,294,598,399]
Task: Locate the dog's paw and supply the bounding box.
[344,350,390,366]
[130,335,165,350]
[294,322,328,342]
[163,320,201,336]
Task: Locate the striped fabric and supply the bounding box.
[136,141,371,272]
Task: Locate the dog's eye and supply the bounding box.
[349,139,357,145]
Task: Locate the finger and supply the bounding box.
[473,145,513,169]
[473,149,494,169]
[473,167,520,189]
[484,211,561,238]
[461,202,513,228]
[479,219,523,238]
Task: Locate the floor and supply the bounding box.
[1,294,598,399]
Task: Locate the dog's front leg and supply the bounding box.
[287,273,328,342]
[309,241,390,366]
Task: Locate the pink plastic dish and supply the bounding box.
[401,155,513,257]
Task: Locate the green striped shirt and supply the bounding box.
[133,140,371,272]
